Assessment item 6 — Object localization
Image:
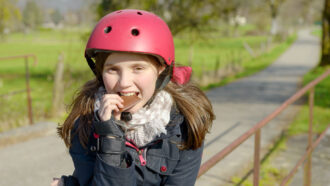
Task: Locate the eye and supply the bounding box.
[135,66,144,70]
[133,66,145,72]
[105,67,118,73]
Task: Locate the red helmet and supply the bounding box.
[85,9,191,85]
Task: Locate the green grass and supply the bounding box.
[174,33,270,77]
[201,34,297,90]
[0,28,295,132]
[312,28,322,38]
[0,29,91,131]
[288,67,330,135]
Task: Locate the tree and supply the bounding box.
[0,0,21,36]
[97,0,215,36]
[320,0,330,66]
[143,0,215,36]
[51,9,63,25]
[22,0,43,30]
[208,0,245,36]
[76,0,98,27]
[141,0,216,66]
[267,0,286,35]
[97,0,133,18]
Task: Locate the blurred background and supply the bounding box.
[0,0,325,131]
[0,0,329,185]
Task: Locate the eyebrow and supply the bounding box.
[104,61,149,67]
[103,63,113,67]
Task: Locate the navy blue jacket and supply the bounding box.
[65,109,203,186]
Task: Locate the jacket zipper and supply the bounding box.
[125,141,146,166]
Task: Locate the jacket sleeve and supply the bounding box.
[66,119,137,186]
[163,144,204,186]
[68,127,95,185]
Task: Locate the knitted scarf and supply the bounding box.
[94,87,173,147]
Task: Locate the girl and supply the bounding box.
[53,9,214,186]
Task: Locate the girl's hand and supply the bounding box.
[98,94,124,121]
[51,178,62,186]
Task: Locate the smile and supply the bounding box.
[118,92,139,96]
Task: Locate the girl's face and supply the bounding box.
[102,52,165,113]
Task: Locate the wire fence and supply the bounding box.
[0,54,38,125]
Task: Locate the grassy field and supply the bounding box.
[201,34,296,90]
[0,26,295,132]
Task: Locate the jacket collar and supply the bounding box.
[153,106,184,141]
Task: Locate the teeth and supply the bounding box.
[120,92,136,96]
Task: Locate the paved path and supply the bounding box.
[0,29,320,186]
[271,131,330,186]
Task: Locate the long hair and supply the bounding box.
[57,78,100,148]
[58,53,215,150]
[164,81,214,149]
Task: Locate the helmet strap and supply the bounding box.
[155,63,173,90]
[86,55,104,84]
[86,55,97,75]
[144,64,173,107]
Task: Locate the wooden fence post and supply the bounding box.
[52,53,65,117]
[214,56,220,79]
[243,41,256,58]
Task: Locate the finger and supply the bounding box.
[51,179,59,186]
[99,106,112,120]
[103,94,124,103]
[104,104,119,115]
[99,96,124,121]
[103,97,124,108]
[99,104,120,121]
[99,99,118,112]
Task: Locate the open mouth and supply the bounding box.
[117,92,141,112]
[118,92,139,96]
[118,92,141,101]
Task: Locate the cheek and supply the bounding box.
[102,74,117,93]
[136,73,158,95]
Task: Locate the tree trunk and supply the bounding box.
[270,17,279,35]
[269,0,278,35]
[320,0,330,66]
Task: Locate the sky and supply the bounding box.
[17,0,91,13]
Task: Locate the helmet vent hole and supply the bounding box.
[117,11,122,13]
[131,29,139,36]
[104,26,112,33]
[137,12,143,15]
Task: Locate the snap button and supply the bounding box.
[160,166,167,172]
[90,146,97,152]
[93,133,99,139]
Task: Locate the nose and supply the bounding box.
[118,71,132,88]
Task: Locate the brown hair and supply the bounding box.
[58,53,214,150]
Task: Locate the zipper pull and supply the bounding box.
[138,149,146,166]
[125,141,146,166]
